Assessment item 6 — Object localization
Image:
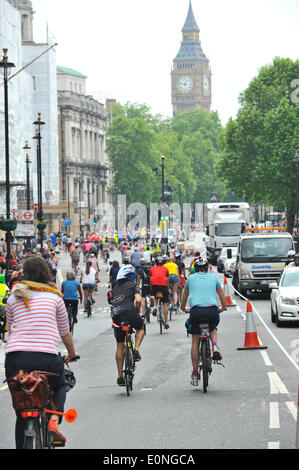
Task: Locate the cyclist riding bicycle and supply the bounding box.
[5,256,78,448]
[111,265,144,386]
[163,255,180,308]
[137,258,152,317]
[61,271,83,325]
[180,258,227,386]
[80,261,98,311]
[149,256,170,329]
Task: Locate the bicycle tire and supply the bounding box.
[86,294,92,317]
[23,418,42,449]
[201,340,209,393]
[158,304,163,335]
[68,307,74,336]
[124,344,133,396]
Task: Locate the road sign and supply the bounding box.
[32,203,39,212]
[63,220,72,226]
[17,210,35,223]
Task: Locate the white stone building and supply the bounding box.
[0,0,59,213]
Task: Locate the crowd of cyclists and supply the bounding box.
[0,229,229,448]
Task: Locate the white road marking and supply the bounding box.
[269,402,280,429]
[285,401,297,421]
[260,350,273,366]
[268,372,289,395]
[268,441,280,449]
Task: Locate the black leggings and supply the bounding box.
[5,351,66,449]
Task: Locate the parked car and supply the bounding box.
[270,266,299,326]
[217,247,237,274]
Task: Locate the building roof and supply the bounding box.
[57,66,87,78]
[182,0,200,33]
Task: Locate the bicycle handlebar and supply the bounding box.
[63,355,80,363]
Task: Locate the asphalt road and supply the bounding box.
[0,238,299,451]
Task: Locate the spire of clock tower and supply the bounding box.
[182,1,200,35]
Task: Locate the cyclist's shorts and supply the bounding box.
[151,285,169,303]
[83,283,96,290]
[113,309,144,343]
[169,274,179,286]
[141,285,151,298]
[187,306,220,334]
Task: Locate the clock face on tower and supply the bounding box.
[203,75,210,93]
[177,75,193,94]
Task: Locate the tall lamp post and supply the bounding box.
[23,141,31,210]
[0,48,15,271]
[33,113,45,253]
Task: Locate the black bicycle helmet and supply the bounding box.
[156,256,163,265]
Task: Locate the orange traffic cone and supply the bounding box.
[237,300,267,350]
[223,276,235,307]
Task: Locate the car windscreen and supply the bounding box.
[221,248,238,258]
[281,271,299,287]
[215,223,242,237]
[241,237,293,262]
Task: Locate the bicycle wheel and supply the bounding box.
[158,304,163,335]
[86,294,92,317]
[68,307,74,336]
[201,340,209,393]
[23,418,42,449]
[124,344,134,396]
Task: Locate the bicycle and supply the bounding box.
[85,286,94,317]
[6,356,80,449]
[168,287,177,321]
[112,321,136,396]
[196,321,224,393]
[155,292,165,335]
[65,301,75,336]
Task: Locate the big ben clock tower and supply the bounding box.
[171,1,212,115]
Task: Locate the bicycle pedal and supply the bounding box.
[213,360,225,368]
[52,440,66,448]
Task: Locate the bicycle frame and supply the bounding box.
[197,322,212,393]
[112,321,136,396]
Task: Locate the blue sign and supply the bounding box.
[63,220,72,226]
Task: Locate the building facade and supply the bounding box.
[57,66,113,236]
[171,0,212,115]
[0,0,60,212]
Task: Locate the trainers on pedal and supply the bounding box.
[48,416,66,446]
[212,345,222,361]
[117,375,125,386]
[152,308,157,317]
[191,372,199,386]
[133,348,141,362]
[164,323,169,329]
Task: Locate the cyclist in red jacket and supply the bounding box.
[149,256,170,329]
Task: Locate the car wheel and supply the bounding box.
[271,303,276,323]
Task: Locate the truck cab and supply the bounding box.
[231,228,295,297]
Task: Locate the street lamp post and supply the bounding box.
[0,48,15,271]
[33,113,45,253]
[23,141,31,210]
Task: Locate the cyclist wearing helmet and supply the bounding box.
[149,256,170,329]
[287,253,299,267]
[163,255,180,308]
[111,265,144,386]
[137,258,152,316]
[180,258,227,386]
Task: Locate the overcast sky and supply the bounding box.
[31,0,299,125]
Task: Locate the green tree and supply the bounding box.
[218,57,299,231]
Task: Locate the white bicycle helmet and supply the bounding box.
[117,264,136,281]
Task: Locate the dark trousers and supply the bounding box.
[5,351,66,449]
